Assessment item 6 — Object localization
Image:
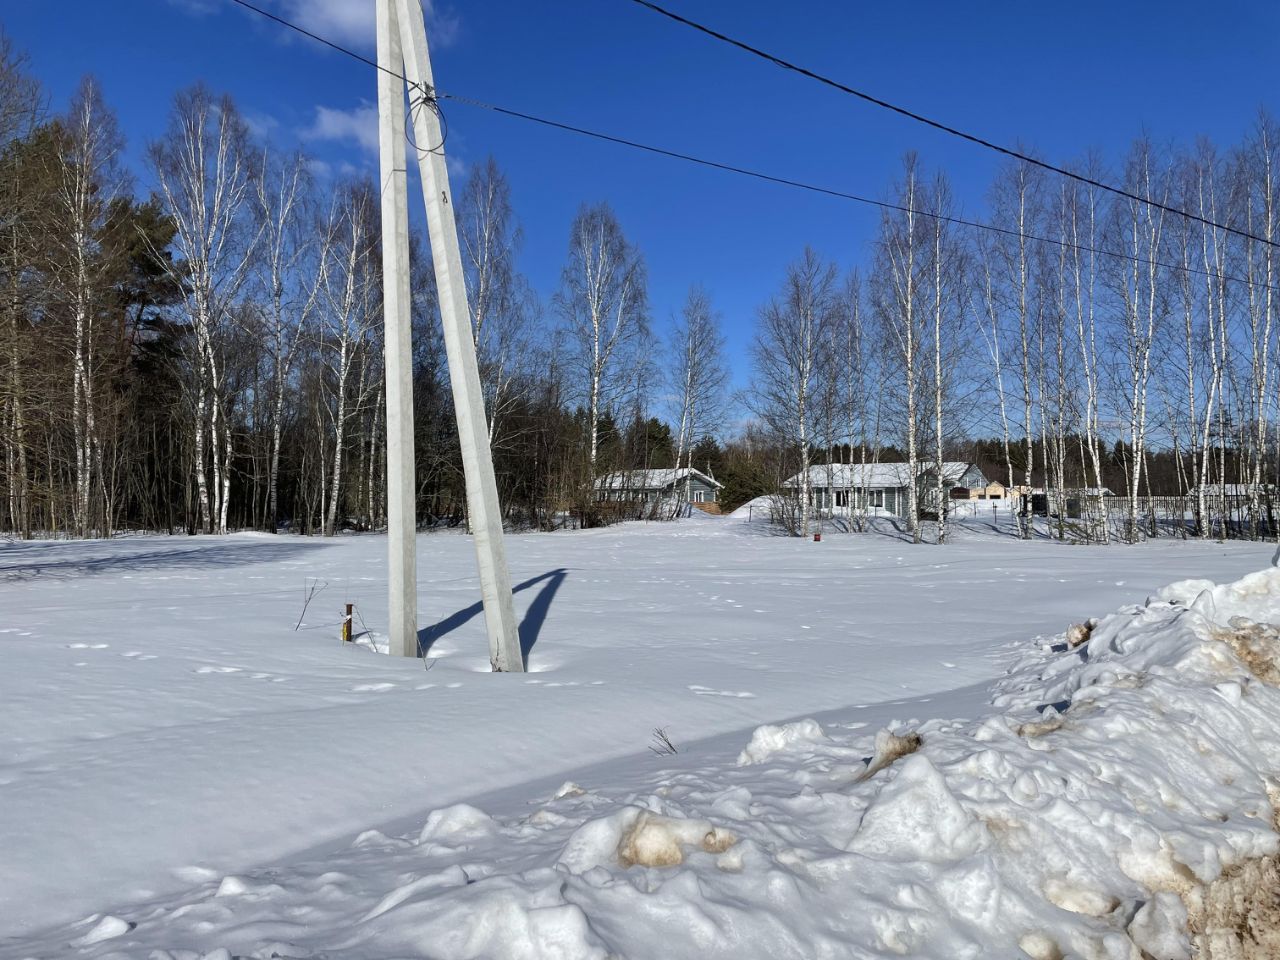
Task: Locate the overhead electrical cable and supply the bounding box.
[625,0,1278,251]
[222,0,1278,293]
[226,0,399,82]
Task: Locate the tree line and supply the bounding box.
[2,31,1279,544]
[748,136,1280,545]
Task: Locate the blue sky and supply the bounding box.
[5,0,1279,387]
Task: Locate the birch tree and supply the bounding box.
[1238,114,1279,538]
[52,78,126,536]
[751,248,839,537]
[149,85,256,534]
[837,270,880,531]
[1107,139,1170,542]
[252,148,318,532]
[0,34,42,537]
[667,285,727,508]
[317,179,379,537]
[987,160,1044,539]
[977,232,1021,536]
[873,155,930,543]
[554,202,648,478]
[1065,160,1110,540]
[459,158,538,448]
[1193,141,1232,537]
[927,173,966,544]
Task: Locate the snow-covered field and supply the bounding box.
[2,516,1278,958]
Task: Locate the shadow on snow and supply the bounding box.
[417,568,569,667]
[0,538,332,582]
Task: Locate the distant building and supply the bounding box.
[595,468,722,506]
[781,462,988,519]
[965,480,1028,501]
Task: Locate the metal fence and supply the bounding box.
[1039,493,1277,543]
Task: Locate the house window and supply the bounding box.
[835,490,849,507]
[692,490,705,503]
[868,489,884,508]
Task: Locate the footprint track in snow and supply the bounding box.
[688,684,756,699]
[191,665,287,682]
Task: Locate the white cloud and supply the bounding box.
[243,110,281,141]
[305,157,334,180]
[277,0,459,50]
[171,0,459,48]
[422,0,461,48]
[281,0,372,48]
[446,154,468,178]
[302,102,379,155]
[164,0,219,14]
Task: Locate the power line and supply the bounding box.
[441,93,1275,292]
[226,0,443,154]
[225,0,417,90]
[223,0,1275,292]
[625,0,1278,251]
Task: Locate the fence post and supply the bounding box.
[342,603,353,643]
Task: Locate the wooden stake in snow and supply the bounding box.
[342,603,353,644]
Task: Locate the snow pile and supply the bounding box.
[559,806,737,872]
[726,494,774,520]
[16,566,1280,959]
[736,717,827,764]
[379,566,1280,958]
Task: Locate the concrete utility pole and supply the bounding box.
[376,0,417,658]
[377,0,525,671]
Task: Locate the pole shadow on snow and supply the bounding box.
[417,568,569,666]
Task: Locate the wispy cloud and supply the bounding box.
[421,0,461,48]
[243,110,281,141]
[280,0,373,48]
[302,102,379,155]
[302,99,471,175]
[260,0,460,51]
[305,157,334,181]
[163,0,219,14]
[172,0,462,56]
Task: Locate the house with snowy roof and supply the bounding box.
[595,467,723,506]
[781,461,988,518]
